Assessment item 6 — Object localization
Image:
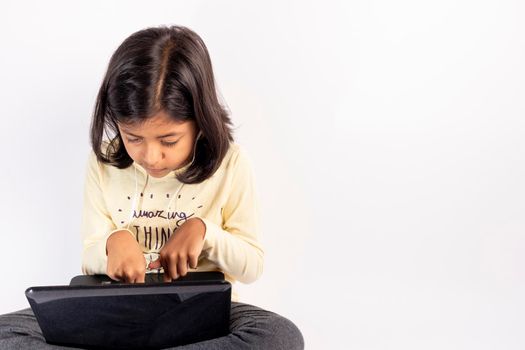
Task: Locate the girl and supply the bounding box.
[0,25,304,349]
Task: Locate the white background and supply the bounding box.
[1,1,524,349]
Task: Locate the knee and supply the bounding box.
[264,313,304,350]
[0,308,43,340]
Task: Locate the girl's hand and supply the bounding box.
[106,230,146,283]
[148,218,206,282]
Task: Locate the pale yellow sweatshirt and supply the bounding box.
[80,143,263,301]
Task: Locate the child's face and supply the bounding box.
[117,110,199,178]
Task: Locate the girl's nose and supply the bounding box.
[142,144,162,167]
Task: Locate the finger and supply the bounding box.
[122,271,133,283]
[178,256,188,277]
[163,270,172,283]
[124,269,141,283]
[134,257,146,283]
[131,273,140,283]
[106,270,116,281]
[169,265,179,279]
[106,267,120,281]
[161,257,172,282]
[109,274,121,282]
[169,257,179,280]
[136,270,145,283]
[110,269,123,282]
[188,254,198,269]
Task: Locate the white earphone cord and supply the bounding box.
[126,166,140,231]
[165,130,201,232]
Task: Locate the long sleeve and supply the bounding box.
[79,143,264,286]
[80,152,117,275]
[200,148,264,284]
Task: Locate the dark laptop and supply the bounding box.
[25,272,231,349]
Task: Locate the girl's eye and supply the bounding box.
[162,141,178,147]
[127,138,142,144]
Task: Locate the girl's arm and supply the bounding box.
[199,148,264,284]
[80,151,128,275]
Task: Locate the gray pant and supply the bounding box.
[0,302,304,349]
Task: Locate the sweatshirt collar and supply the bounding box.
[133,162,190,182]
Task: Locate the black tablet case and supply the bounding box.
[26,272,231,349]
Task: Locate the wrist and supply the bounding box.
[188,217,206,240]
[106,229,135,255]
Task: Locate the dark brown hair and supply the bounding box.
[90,25,233,184]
